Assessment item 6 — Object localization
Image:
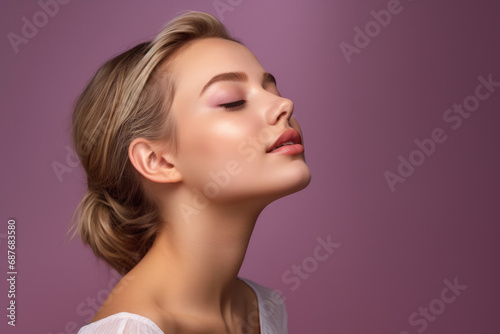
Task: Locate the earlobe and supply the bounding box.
[128,138,182,183]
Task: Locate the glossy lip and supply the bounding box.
[266,128,303,154]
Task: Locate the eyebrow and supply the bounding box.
[200,71,277,96]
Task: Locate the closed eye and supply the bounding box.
[220,100,246,111]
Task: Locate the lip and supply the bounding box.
[266,128,304,155]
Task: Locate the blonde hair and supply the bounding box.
[69,11,238,275]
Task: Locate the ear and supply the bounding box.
[128,138,182,183]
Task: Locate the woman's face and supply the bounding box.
[168,37,311,204]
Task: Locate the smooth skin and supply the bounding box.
[92,38,311,333]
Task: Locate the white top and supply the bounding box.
[77,277,287,334]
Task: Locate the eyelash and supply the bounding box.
[220,100,246,110]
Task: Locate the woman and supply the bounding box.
[72,11,311,334]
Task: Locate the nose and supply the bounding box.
[267,96,294,125]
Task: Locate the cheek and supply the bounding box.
[176,116,258,182]
[205,118,255,156]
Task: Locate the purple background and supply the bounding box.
[1,0,499,333]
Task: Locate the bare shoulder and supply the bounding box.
[91,273,178,333]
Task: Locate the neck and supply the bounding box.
[134,198,265,321]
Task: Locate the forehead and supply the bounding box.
[169,38,265,90]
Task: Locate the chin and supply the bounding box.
[259,160,312,203]
[211,160,311,206]
[281,162,312,195]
